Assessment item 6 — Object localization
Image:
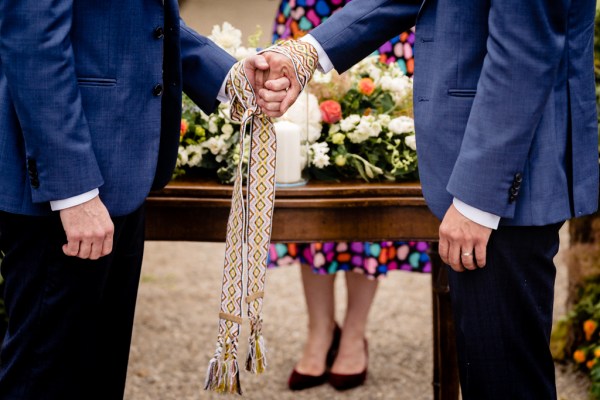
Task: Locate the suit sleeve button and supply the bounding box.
[514,173,523,183]
[152,84,163,96]
[154,26,165,39]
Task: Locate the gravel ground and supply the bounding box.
[124,2,592,398]
[125,228,589,400]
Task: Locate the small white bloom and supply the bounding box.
[177,147,189,167]
[208,22,242,55]
[208,118,219,134]
[405,135,417,151]
[233,46,257,61]
[221,123,234,138]
[312,152,330,169]
[378,114,391,127]
[310,142,330,168]
[388,116,415,134]
[340,115,360,132]
[203,137,228,156]
[186,144,204,167]
[328,124,341,134]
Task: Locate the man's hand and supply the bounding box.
[438,204,492,272]
[59,196,114,260]
[243,54,291,117]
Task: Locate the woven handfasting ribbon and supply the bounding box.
[204,40,318,395]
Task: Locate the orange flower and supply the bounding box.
[574,349,586,363]
[358,77,375,96]
[319,100,342,124]
[594,347,600,358]
[180,119,189,137]
[588,359,597,369]
[584,320,598,341]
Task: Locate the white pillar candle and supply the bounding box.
[274,121,302,184]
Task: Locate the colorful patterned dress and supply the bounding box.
[273,0,415,76]
[268,0,430,278]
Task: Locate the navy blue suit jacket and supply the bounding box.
[0,0,236,216]
[311,0,599,225]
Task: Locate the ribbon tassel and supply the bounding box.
[205,40,318,395]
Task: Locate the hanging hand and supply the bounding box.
[438,204,492,272]
[59,196,114,260]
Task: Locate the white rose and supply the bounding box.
[280,93,322,141]
[405,135,417,151]
[388,116,415,134]
[307,124,322,144]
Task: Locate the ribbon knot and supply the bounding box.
[204,40,318,395]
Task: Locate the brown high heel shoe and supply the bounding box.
[328,338,368,391]
[287,323,342,391]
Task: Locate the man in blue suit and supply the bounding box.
[257,0,599,398]
[0,1,288,398]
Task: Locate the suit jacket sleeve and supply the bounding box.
[446,0,570,218]
[309,0,421,73]
[180,20,236,114]
[0,0,104,204]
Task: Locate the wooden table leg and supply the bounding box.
[431,242,460,400]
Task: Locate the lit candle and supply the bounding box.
[274,121,302,184]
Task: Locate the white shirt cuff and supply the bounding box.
[301,35,334,73]
[50,189,100,211]
[217,75,230,103]
[453,198,500,230]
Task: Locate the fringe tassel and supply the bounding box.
[204,343,242,395]
[246,319,267,374]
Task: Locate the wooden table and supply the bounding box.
[145,178,459,399]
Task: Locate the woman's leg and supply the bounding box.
[294,264,337,375]
[332,272,378,374]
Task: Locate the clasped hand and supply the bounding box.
[253,45,494,273]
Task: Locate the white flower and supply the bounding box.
[388,116,415,134]
[378,114,391,128]
[340,115,360,132]
[348,116,382,143]
[177,146,189,167]
[186,144,204,167]
[279,93,322,143]
[310,142,330,168]
[208,22,242,55]
[405,135,417,151]
[208,118,219,134]
[234,46,257,61]
[221,123,234,138]
[203,137,228,156]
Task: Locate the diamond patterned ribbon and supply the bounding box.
[204,40,318,395]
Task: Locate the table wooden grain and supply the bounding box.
[145,178,459,399]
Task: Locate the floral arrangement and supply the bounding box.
[553,273,600,399]
[175,23,418,183]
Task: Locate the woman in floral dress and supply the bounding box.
[269,0,430,391]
